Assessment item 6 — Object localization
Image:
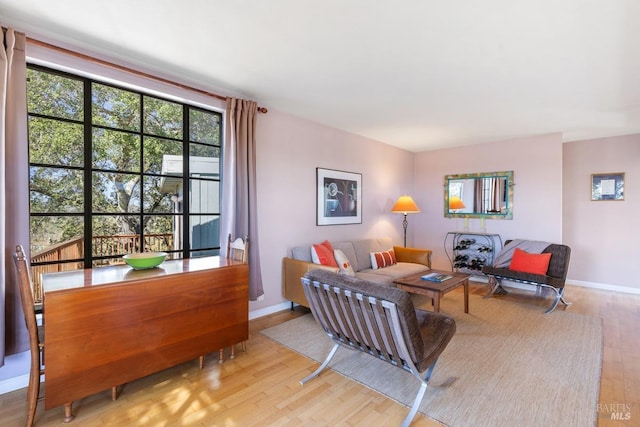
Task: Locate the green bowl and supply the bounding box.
[123,252,167,269]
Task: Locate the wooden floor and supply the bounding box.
[0,283,638,426]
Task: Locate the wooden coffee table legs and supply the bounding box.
[431,278,468,313]
[462,278,469,313]
[396,273,470,314]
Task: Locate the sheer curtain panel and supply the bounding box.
[1,27,30,364]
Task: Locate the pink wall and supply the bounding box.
[412,133,564,271]
[563,135,640,290]
[250,109,416,311]
[250,110,639,313]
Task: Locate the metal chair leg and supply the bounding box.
[543,287,572,314]
[402,381,427,427]
[300,343,340,385]
[484,277,507,298]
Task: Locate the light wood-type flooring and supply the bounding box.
[0,283,638,426]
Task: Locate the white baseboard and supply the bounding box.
[0,350,30,394]
[0,373,28,395]
[504,279,640,295]
[567,279,640,295]
[248,301,292,320]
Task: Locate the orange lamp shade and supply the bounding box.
[391,195,421,214]
[449,196,466,210]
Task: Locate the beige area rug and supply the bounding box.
[262,292,603,427]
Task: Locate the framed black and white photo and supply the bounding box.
[591,173,624,201]
[316,168,362,225]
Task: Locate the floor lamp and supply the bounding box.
[391,195,421,247]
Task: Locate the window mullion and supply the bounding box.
[139,95,145,252]
[182,106,190,259]
[84,79,93,267]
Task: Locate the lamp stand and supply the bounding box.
[402,213,408,247]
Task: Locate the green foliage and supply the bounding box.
[190,108,220,145]
[144,96,182,139]
[92,83,140,131]
[27,68,83,120]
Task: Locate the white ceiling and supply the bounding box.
[2,0,640,152]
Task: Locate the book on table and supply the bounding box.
[421,272,453,282]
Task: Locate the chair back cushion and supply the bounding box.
[542,244,571,279]
[303,268,425,363]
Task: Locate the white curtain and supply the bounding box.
[494,177,506,213]
[1,27,30,364]
[221,98,264,300]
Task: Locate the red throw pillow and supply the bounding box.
[509,248,551,275]
[370,249,397,270]
[311,240,338,267]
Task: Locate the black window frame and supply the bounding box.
[27,63,223,270]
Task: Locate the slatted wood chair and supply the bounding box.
[300,269,457,427]
[199,234,249,367]
[13,245,119,425]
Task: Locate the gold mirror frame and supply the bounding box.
[444,171,514,220]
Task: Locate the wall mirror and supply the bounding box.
[444,171,514,219]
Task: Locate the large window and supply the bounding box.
[27,64,222,281]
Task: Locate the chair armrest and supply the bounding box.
[394,246,432,268]
[282,257,339,307]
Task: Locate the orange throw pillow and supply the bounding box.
[370,249,397,270]
[509,248,551,275]
[311,240,338,267]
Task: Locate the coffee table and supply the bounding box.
[393,270,470,313]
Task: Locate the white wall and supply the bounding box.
[563,135,640,290]
[412,133,564,271]
[249,109,416,312]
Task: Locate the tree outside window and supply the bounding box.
[26,65,222,297]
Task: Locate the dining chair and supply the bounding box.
[14,245,48,426]
[227,234,249,263]
[13,245,119,425]
[198,234,249,368]
[226,234,248,360]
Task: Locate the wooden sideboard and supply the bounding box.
[42,256,249,411]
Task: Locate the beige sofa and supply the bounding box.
[282,237,432,308]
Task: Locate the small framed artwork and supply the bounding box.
[591,173,624,201]
[317,167,362,225]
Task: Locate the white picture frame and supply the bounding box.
[316,168,362,225]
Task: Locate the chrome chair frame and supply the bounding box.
[301,276,454,427]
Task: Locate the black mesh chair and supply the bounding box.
[482,240,572,313]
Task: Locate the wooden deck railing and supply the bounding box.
[29,234,174,302]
